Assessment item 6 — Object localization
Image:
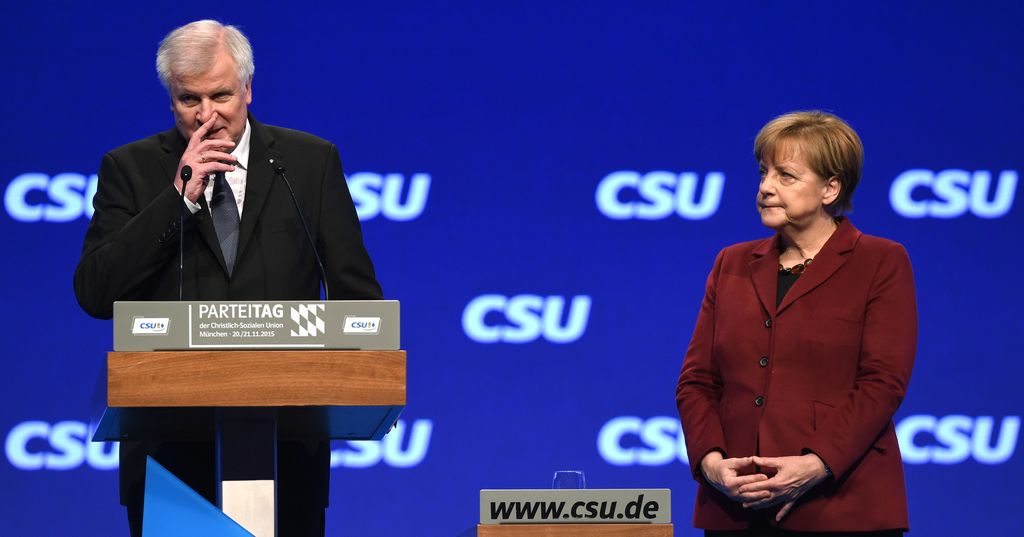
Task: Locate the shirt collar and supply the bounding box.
[230,119,252,171]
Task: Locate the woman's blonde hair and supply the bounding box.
[754,111,863,214]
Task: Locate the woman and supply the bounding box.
[676,111,916,536]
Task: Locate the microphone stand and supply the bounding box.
[178,165,192,301]
[269,157,330,300]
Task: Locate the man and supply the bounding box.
[74,20,382,536]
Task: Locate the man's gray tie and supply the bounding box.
[210,172,240,275]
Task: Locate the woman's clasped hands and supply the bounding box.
[701,451,829,522]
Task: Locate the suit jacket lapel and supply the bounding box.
[159,130,229,276]
[749,234,780,318]
[236,117,277,266]
[776,218,861,316]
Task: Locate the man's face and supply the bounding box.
[169,49,252,145]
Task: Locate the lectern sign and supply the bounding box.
[480,489,671,525]
[113,300,400,351]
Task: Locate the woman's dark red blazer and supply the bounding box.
[676,218,917,532]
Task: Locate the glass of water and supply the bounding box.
[552,470,586,489]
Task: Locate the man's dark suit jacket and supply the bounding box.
[75,114,381,317]
[73,115,382,520]
[676,218,917,532]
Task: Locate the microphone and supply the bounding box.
[178,165,192,301]
[269,155,330,300]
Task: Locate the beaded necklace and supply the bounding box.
[778,258,813,274]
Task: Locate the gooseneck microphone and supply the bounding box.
[269,156,330,300]
[178,165,192,301]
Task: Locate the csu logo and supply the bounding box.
[4,173,97,222]
[889,169,1017,218]
[595,171,724,220]
[462,294,592,344]
[343,316,382,334]
[598,416,688,466]
[596,415,1020,467]
[132,317,170,335]
[348,172,430,222]
[331,419,432,469]
[5,420,118,470]
[897,415,1020,464]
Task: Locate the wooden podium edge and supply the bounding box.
[107,350,406,407]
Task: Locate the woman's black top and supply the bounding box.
[777,271,801,307]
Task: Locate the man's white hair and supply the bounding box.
[155,20,254,91]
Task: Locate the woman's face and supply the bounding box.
[756,142,839,231]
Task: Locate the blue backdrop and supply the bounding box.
[1,2,1021,535]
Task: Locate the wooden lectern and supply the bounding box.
[92,349,406,536]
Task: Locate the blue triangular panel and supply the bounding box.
[142,456,255,537]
